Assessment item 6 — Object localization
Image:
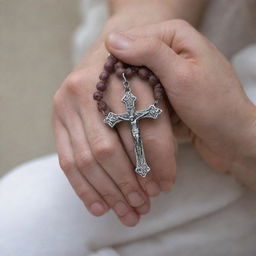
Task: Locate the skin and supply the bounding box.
[105,20,256,192]
[53,1,207,227]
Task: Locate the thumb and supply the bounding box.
[105,32,185,93]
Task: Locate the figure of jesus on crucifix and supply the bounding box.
[104,74,162,177]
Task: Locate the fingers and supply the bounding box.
[78,100,150,208]
[104,20,206,99]
[105,19,206,62]
[106,32,181,85]
[54,115,141,227]
[62,112,142,226]
[53,118,109,217]
[54,69,152,225]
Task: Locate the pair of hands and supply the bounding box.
[53,20,256,227]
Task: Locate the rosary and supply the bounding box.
[93,54,164,177]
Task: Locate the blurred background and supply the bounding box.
[0,1,79,176]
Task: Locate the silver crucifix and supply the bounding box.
[103,73,162,177]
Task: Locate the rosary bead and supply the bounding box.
[154,91,163,101]
[154,84,164,100]
[116,68,125,78]
[96,81,107,91]
[124,68,133,79]
[107,54,118,64]
[138,67,150,80]
[148,75,159,86]
[114,62,124,70]
[104,60,115,73]
[154,83,162,89]
[93,91,103,101]
[99,71,109,81]
[131,66,139,73]
[97,100,108,113]
[96,56,163,116]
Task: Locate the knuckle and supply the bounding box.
[76,152,94,171]
[92,138,116,159]
[59,155,74,173]
[100,192,115,204]
[117,180,133,192]
[53,89,63,110]
[143,133,162,146]
[76,186,91,200]
[65,70,87,95]
[170,19,191,29]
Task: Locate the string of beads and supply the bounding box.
[93,54,164,115]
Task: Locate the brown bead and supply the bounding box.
[116,68,125,78]
[154,92,163,100]
[148,75,159,86]
[107,54,118,64]
[99,71,109,81]
[96,81,107,91]
[154,85,164,100]
[154,83,162,89]
[93,91,103,101]
[154,90,163,100]
[131,66,139,73]
[104,60,114,73]
[114,62,124,70]
[124,68,133,79]
[138,67,150,80]
[97,100,108,112]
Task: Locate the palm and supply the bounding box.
[169,105,232,175]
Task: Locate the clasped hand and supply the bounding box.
[53,20,256,227]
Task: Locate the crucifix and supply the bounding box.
[104,73,162,177]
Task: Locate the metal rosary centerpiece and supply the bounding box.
[104,73,163,177]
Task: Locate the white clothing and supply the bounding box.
[1,143,256,256]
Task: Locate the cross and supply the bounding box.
[104,89,162,177]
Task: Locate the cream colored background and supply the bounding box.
[0,1,79,175]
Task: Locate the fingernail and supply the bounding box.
[90,202,105,216]
[146,181,161,197]
[122,212,139,227]
[114,201,129,217]
[159,181,172,191]
[128,192,145,207]
[108,32,134,50]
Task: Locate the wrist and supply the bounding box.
[109,0,207,26]
[85,0,206,58]
[100,3,174,40]
[109,0,173,15]
[105,13,169,31]
[87,9,173,53]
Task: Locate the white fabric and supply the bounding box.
[232,44,256,105]
[1,0,256,255]
[73,0,109,64]
[1,141,256,255]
